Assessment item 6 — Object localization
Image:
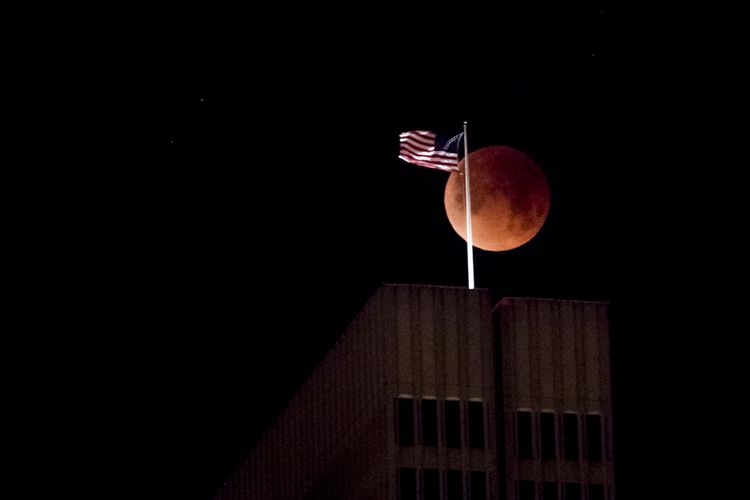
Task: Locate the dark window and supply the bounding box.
[447,470,463,500]
[563,414,579,461]
[423,468,440,500]
[588,484,605,500]
[542,482,558,500]
[468,401,485,449]
[540,412,556,460]
[564,483,581,500]
[421,399,438,447]
[445,400,462,448]
[397,397,415,446]
[398,468,417,500]
[517,411,533,459]
[586,414,603,462]
[469,471,486,500]
[519,480,535,500]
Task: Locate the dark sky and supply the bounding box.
[11,1,722,499]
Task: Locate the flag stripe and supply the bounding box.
[398,143,459,161]
[399,152,458,167]
[399,133,435,148]
[398,130,461,172]
[398,156,458,172]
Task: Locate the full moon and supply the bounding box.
[444,146,550,251]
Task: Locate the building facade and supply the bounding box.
[213,284,614,500]
[494,297,614,500]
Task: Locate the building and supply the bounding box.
[213,284,615,499]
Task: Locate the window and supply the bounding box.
[397,397,415,446]
[542,482,558,500]
[540,412,556,460]
[563,413,579,461]
[586,414,603,462]
[423,468,440,500]
[519,480,535,500]
[564,482,581,500]
[398,468,417,500]
[468,401,485,449]
[446,470,463,500]
[421,399,438,447]
[444,400,462,448]
[469,471,486,500]
[588,484,605,500]
[517,410,533,459]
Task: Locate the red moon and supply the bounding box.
[444,146,550,251]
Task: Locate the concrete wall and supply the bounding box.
[495,298,615,500]
[381,284,499,498]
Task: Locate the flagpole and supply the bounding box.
[463,121,474,290]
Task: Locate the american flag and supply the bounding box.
[398,130,463,172]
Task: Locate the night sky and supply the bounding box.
[12,1,721,499]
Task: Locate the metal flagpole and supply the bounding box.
[463,121,474,289]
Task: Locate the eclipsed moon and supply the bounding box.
[444,146,550,251]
